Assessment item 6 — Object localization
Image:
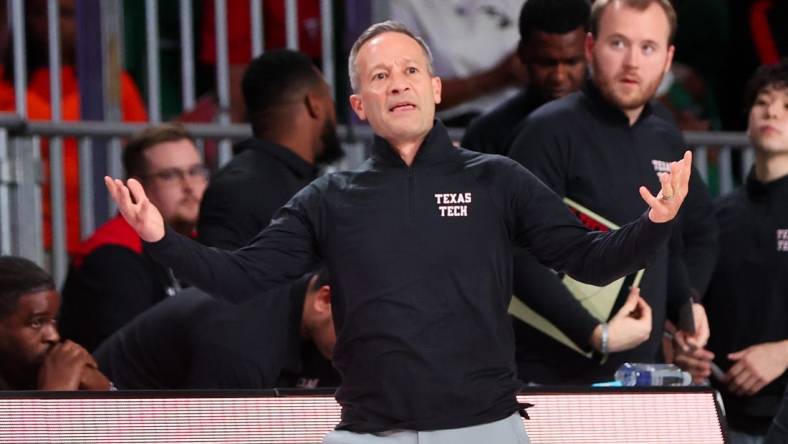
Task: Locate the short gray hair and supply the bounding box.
[347,20,435,92]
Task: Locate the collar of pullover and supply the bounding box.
[746,167,788,201]
[583,80,654,128]
[370,120,456,168]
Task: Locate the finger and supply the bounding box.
[727,360,747,379]
[749,379,768,396]
[639,186,664,211]
[127,178,148,206]
[728,350,745,361]
[674,331,691,352]
[659,171,674,199]
[733,372,759,396]
[116,179,135,215]
[636,296,652,323]
[104,176,119,201]
[679,150,693,189]
[622,287,640,311]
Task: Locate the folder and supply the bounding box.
[509,198,644,357]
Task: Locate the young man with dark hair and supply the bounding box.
[0,256,110,391]
[507,0,717,384]
[59,124,208,351]
[676,60,788,444]
[106,20,694,443]
[94,270,337,390]
[197,49,343,250]
[462,0,590,155]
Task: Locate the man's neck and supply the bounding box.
[623,106,645,126]
[170,221,197,236]
[754,151,788,183]
[392,137,427,166]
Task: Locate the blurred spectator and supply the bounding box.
[749,0,788,66]
[197,49,341,250]
[198,0,322,123]
[655,62,722,131]
[676,60,788,444]
[59,124,207,351]
[462,0,589,155]
[95,271,337,389]
[507,0,717,384]
[0,0,148,255]
[0,256,110,390]
[386,0,526,126]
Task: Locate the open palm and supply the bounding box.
[104,176,165,242]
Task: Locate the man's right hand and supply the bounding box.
[104,176,165,242]
[38,341,98,390]
[591,287,653,353]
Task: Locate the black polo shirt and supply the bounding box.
[507,81,718,384]
[198,138,318,250]
[461,88,546,156]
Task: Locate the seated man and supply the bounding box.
[94,270,337,389]
[0,256,110,390]
[59,123,208,351]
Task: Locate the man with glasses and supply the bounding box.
[60,124,208,351]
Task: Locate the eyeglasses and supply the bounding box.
[140,165,210,184]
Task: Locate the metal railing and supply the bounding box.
[0,114,753,287]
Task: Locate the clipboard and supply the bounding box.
[508,198,645,358]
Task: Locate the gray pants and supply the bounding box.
[322,413,529,444]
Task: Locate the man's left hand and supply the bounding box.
[640,150,692,223]
[726,341,788,396]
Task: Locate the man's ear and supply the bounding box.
[305,92,322,119]
[349,94,366,121]
[432,76,442,105]
[313,285,332,316]
[664,44,675,75]
[585,32,595,66]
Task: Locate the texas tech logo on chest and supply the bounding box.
[778,229,788,252]
[434,192,472,217]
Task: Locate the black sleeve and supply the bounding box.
[147,182,323,303]
[60,246,165,351]
[512,249,600,351]
[186,350,277,389]
[503,158,672,286]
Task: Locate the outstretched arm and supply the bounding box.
[104,176,321,302]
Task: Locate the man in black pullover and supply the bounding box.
[507,0,717,384]
[677,60,788,444]
[461,0,589,156]
[105,20,694,444]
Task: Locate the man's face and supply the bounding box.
[588,2,674,116]
[349,32,442,146]
[139,139,207,230]
[520,28,587,101]
[748,86,788,154]
[0,290,61,374]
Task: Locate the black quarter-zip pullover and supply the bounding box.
[148,120,673,433]
[705,170,788,434]
[508,82,718,383]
